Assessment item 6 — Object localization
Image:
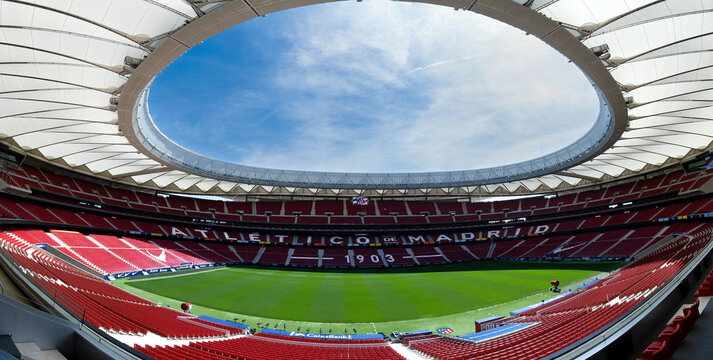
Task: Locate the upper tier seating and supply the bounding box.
[5,163,712,228]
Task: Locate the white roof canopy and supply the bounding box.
[1,0,712,196]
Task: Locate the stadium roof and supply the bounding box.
[1,0,712,197]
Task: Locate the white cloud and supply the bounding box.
[173,0,599,173]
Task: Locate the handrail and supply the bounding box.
[551,231,713,359]
[0,243,148,360]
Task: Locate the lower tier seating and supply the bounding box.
[1,224,711,360]
[0,234,243,339]
[404,226,713,360]
[136,334,405,360]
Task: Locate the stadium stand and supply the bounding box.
[5,163,713,231]
[2,157,713,360]
[0,204,705,276]
[0,234,243,338]
[3,163,713,359]
[136,334,405,360]
[2,231,413,359]
[3,2,713,359]
[404,227,713,359]
[288,247,321,267]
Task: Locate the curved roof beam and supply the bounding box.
[0,42,124,75]
[628,105,713,120]
[534,1,561,12]
[15,115,117,124]
[0,97,115,112]
[22,133,100,150]
[140,0,197,20]
[110,166,173,179]
[623,65,713,91]
[38,144,124,159]
[554,170,599,182]
[589,8,713,38]
[3,0,149,50]
[0,72,123,94]
[595,155,648,167]
[0,25,148,51]
[0,106,86,120]
[0,88,78,96]
[577,0,665,36]
[5,123,116,139]
[631,86,713,107]
[610,32,713,67]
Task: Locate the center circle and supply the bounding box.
[148,0,598,174]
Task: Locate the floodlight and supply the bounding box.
[124,56,142,68]
[590,44,610,60]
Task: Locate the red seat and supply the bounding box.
[642,340,668,360]
[658,324,683,352]
[671,302,698,334]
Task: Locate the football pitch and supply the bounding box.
[116,261,622,334]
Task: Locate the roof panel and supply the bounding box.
[85,159,141,173]
[132,170,172,184]
[151,171,189,187]
[612,52,713,87]
[195,179,220,191]
[627,82,713,104]
[107,164,162,176]
[0,118,85,138]
[37,143,112,158]
[590,0,706,37]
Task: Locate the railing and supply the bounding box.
[551,230,713,359]
[0,245,148,360]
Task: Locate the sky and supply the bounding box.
[149,0,598,173]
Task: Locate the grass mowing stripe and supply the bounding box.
[428,270,510,309]
[343,273,383,323]
[409,271,500,312]
[380,272,458,318]
[305,272,344,322]
[291,272,326,321]
[228,270,297,316]
[263,271,314,319]
[362,273,421,321]
[121,261,623,328]
[115,267,613,335]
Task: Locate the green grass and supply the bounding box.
[115,261,622,335]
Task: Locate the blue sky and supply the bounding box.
[149,0,597,173]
